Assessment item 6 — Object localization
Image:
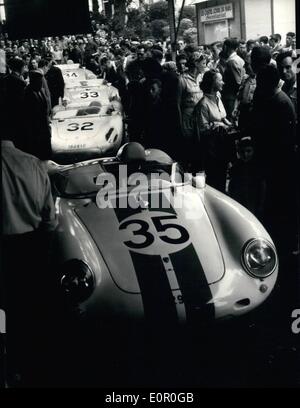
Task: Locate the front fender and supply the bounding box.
[202,186,278,318]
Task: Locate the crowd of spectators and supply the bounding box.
[0,25,299,386]
[0,29,298,242]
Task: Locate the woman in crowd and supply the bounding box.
[194,69,234,191]
[177,53,205,171]
[196,53,209,83]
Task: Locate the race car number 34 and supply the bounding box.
[119,212,191,255]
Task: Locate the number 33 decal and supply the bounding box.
[119,215,189,249]
[80,91,99,98]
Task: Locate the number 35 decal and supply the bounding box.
[119,215,189,249]
[67,122,94,131]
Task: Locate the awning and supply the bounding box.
[190,0,209,4]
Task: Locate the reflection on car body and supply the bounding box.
[51,101,123,163]
[51,72,123,163]
[62,79,120,107]
[48,144,278,328]
[56,63,97,84]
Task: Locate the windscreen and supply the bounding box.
[51,161,187,198]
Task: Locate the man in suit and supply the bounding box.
[1,57,26,149]
[45,57,65,108]
[23,70,52,160]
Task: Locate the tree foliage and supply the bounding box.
[106,0,197,41]
[127,8,148,39]
[183,27,197,44]
[150,19,169,40]
[148,1,169,21]
[92,0,100,14]
[178,18,193,36]
[112,0,127,34]
[181,6,196,23]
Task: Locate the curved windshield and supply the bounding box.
[76,106,101,116]
[52,104,120,120]
[51,160,188,198]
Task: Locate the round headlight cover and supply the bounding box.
[242,239,277,278]
[61,259,95,303]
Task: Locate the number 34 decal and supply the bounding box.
[119,215,189,249]
[67,122,94,131]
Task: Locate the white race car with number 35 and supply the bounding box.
[48,143,278,329]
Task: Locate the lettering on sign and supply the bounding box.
[200,3,233,22]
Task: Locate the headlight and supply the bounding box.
[242,239,277,278]
[61,259,95,304]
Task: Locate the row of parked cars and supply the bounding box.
[47,64,278,330]
[51,64,123,163]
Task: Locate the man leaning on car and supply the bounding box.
[1,120,57,387]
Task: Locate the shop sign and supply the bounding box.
[200,3,233,23]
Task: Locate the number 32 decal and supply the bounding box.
[67,122,94,131]
[119,215,189,249]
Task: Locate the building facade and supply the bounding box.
[193,0,296,44]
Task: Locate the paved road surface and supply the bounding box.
[3,254,299,388]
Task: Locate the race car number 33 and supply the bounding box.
[119,212,191,255]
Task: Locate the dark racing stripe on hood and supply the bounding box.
[129,251,178,327]
[113,200,142,223]
[170,244,215,323]
[148,191,176,214]
[113,191,175,222]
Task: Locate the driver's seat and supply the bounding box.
[117,142,146,164]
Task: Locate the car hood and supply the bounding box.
[65,86,118,104]
[75,187,225,294]
[51,114,122,149]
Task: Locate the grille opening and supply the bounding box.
[105,128,114,141]
[235,298,250,308]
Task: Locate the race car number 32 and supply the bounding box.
[119,215,190,252]
[67,122,94,131]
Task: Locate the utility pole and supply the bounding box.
[167,0,177,61]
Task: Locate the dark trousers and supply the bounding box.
[222,96,236,121]
[2,231,55,385]
[205,160,228,193]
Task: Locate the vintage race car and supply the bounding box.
[48,143,278,328]
[57,63,97,85]
[61,79,120,108]
[51,101,123,163]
